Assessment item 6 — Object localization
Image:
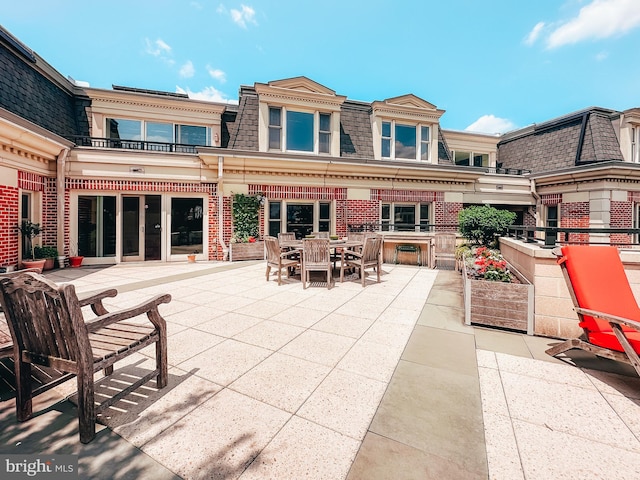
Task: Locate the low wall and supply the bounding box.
[499,238,640,339]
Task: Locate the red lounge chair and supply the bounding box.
[548,245,640,376]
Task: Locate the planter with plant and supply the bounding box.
[18,221,46,272]
[68,241,84,268]
[34,245,59,271]
[229,193,265,261]
[457,206,533,334]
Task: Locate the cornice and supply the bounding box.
[85,88,227,116]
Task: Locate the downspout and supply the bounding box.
[217,155,229,260]
[56,148,69,257]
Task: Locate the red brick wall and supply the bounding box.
[611,200,632,245]
[560,201,589,244]
[0,184,19,268]
[42,177,57,247]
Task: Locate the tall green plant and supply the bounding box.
[458,205,516,248]
[231,193,261,242]
[18,220,43,259]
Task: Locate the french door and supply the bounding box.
[122,195,162,261]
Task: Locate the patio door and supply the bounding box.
[122,195,162,261]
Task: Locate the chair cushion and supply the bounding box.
[588,330,640,354]
[561,246,640,345]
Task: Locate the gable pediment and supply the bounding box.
[383,94,437,110]
[254,77,346,110]
[266,77,336,96]
[372,94,445,123]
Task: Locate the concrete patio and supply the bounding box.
[1,261,640,479]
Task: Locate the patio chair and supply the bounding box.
[433,232,456,270]
[302,238,332,289]
[0,271,171,443]
[278,232,297,242]
[547,245,640,377]
[265,236,300,285]
[340,235,383,287]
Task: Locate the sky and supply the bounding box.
[3,0,640,135]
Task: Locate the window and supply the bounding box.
[108,118,142,140]
[170,198,204,255]
[77,196,116,257]
[269,107,282,149]
[287,111,314,152]
[381,121,430,161]
[106,118,210,148]
[319,113,331,154]
[176,124,209,146]
[267,107,332,154]
[381,203,431,232]
[382,122,391,158]
[454,151,489,167]
[267,201,332,238]
[268,201,282,237]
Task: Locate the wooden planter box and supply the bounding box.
[463,263,534,334]
[229,241,265,261]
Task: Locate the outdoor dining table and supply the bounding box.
[278,239,364,282]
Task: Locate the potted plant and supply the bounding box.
[18,221,46,272]
[34,245,59,271]
[229,193,265,261]
[187,251,197,263]
[68,241,84,268]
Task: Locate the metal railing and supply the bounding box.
[505,225,640,248]
[347,223,458,233]
[66,136,201,154]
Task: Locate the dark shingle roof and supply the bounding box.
[497,107,623,173]
[437,129,453,165]
[340,101,373,159]
[227,86,259,151]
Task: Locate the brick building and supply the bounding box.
[1,25,638,269]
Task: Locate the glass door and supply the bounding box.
[145,195,162,260]
[122,195,162,261]
[122,196,142,261]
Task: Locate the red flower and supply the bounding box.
[248,236,256,243]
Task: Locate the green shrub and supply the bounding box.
[34,245,58,259]
[458,205,516,248]
[231,193,261,243]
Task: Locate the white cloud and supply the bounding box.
[206,66,227,83]
[145,38,171,57]
[190,1,203,9]
[230,5,257,28]
[595,51,609,61]
[525,21,545,45]
[179,61,195,78]
[465,115,516,135]
[176,85,238,104]
[144,38,174,66]
[547,0,640,48]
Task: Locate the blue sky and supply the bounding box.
[3,0,640,134]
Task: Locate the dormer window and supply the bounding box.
[381,121,430,161]
[268,106,332,154]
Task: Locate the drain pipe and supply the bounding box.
[56,148,69,257]
[218,155,229,260]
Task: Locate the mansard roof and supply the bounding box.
[497,107,623,173]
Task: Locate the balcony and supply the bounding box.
[66,136,200,154]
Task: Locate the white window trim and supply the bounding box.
[381,202,431,232]
[267,200,335,234]
[381,120,431,162]
[268,107,332,155]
